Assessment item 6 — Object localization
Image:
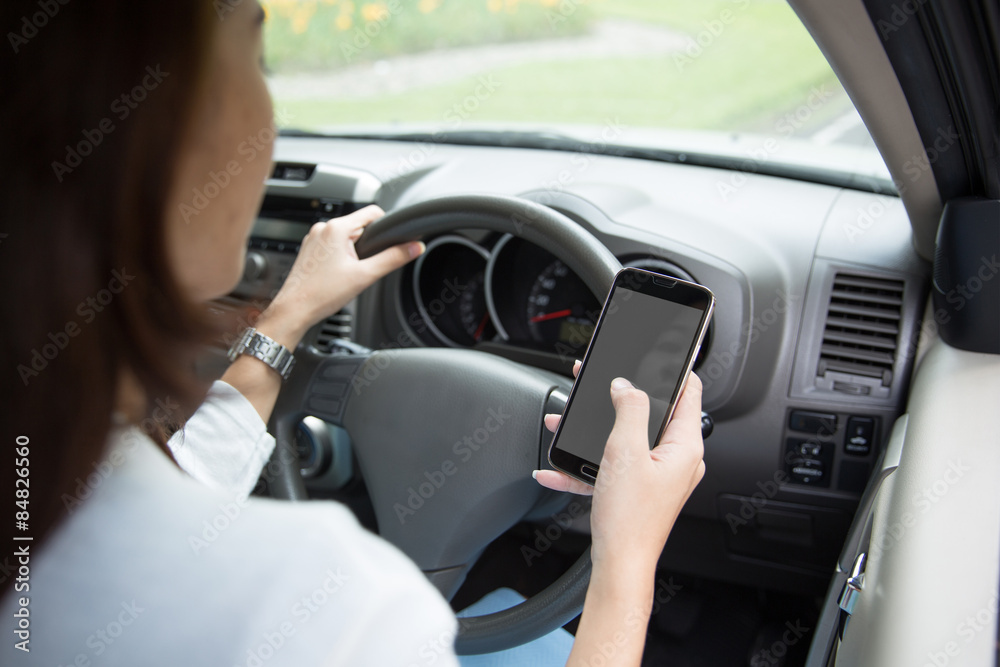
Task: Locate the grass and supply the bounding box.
[267,0,847,133]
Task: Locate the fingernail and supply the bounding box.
[611,377,633,391]
[409,241,425,258]
[531,470,538,479]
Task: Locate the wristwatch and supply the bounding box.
[227,328,296,381]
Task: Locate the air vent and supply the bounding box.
[270,162,316,182]
[816,274,904,396]
[315,310,353,350]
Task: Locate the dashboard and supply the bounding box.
[229,136,931,594]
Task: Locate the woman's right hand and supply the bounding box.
[536,366,706,666]
[535,364,706,572]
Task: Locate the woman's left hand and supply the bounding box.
[261,205,424,343]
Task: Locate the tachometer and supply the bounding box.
[412,236,496,348]
[457,271,496,344]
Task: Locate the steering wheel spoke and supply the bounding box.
[342,349,555,593]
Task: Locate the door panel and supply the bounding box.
[836,340,1000,665]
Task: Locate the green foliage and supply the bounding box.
[264,0,591,72]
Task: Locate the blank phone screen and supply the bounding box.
[553,287,704,466]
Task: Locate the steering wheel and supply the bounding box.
[266,194,621,654]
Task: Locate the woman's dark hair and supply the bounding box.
[1,1,221,594]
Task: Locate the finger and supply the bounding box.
[533,470,594,496]
[329,205,385,241]
[606,378,651,457]
[573,360,581,378]
[342,204,385,228]
[544,413,561,433]
[359,241,425,280]
[656,373,704,450]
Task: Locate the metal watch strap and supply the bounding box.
[227,327,296,381]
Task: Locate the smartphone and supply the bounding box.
[547,268,715,485]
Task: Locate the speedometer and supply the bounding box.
[525,259,600,353]
[486,235,602,355]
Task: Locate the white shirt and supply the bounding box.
[1,381,460,666]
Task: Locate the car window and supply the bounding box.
[263,0,890,184]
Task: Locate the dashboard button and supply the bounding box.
[785,438,832,487]
[789,410,838,435]
[844,417,876,456]
[790,459,825,483]
[242,251,268,282]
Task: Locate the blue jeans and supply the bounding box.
[457,588,575,666]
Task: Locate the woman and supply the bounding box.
[0,1,705,664]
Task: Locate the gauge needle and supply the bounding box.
[473,314,490,341]
[530,308,572,323]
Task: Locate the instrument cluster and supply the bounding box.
[400,233,698,361]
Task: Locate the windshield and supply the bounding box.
[263,0,890,187]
